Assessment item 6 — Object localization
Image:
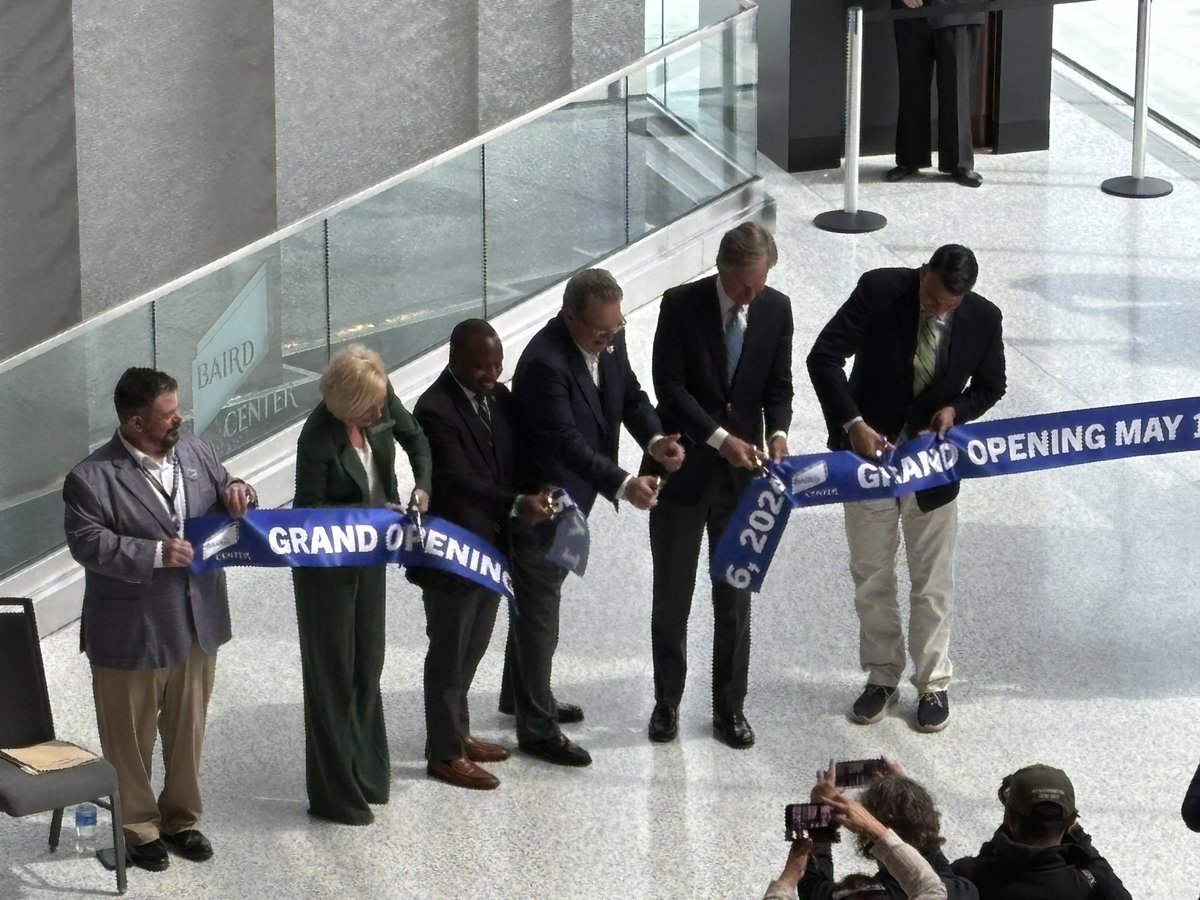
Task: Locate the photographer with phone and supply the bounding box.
[766,761,971,899]
[952,764,1131,899]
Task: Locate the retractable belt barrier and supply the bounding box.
[185,507,515,600]
[712,396,1200,591]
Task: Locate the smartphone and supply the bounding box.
[835,757,888,789]
[784,803,839,842]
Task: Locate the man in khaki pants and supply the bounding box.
[807,245,1005,732]
[64,368,256,870]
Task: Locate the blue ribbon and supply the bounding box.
[185,507,514,600]
[546,489,591,576]
[713,396,1200,591]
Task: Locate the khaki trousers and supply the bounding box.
[91,642,216,846]
[843,495,957,691]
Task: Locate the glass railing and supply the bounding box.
[1054,0,1200,142]
[0,2,759,581]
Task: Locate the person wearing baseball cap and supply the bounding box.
[951,764,1131,899]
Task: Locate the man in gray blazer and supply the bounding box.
[63,367,256,871]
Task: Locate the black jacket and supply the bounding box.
[952,826,1131,900]
[645,274,793,501]
[807,266,1005,512]
[801,841,978,900]
[512,313,662,516]
[1183,761,1200,832]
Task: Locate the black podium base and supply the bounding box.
[1100,175,1173,199]
[813,209,887,234]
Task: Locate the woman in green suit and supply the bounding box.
[292,344,431,825]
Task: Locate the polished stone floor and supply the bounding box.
[3,60,1199,899]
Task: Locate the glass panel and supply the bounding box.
[644,0,664,53]
[1054,0,1200,138]
[153,229,327,459]
[326,150,484,369]
[0,309,154,578]
[484,82,627,316]
[628,15,757,239]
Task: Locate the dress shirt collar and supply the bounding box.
[715,274,748,325]
[117,429,175,473]
[449,370,485,406]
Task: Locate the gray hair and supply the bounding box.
[716,221,778,271]
[563,268,622,317]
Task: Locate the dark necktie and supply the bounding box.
[474,393,492,431]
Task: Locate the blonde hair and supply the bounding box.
[320,344,388,422]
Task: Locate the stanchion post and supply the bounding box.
[1101,0,1172,198]
[814,5,887,234]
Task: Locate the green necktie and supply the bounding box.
[912,313,939,395]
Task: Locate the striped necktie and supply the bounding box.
[912,313,940,396]
[474,393,492,431]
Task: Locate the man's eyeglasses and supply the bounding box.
[580,314,626,342]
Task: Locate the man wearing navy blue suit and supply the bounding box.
[644,223,793,749]
[504,268,685,766]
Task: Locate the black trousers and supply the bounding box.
[501,526,569,743]
[422,581,500,762]
[649,477,752,718]
[893,16,981,173]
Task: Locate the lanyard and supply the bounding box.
[142,455,182,530]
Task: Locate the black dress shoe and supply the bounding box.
[713,713,755,749]
[554,701,584,724]
[518,734,592,767]
[499,699,584,723]
[161,828,213,862]
[886,165,919,182]
[952,168,983,188]
[648,704,678,743]
[126,838,170,872]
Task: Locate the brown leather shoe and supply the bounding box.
[427,757,500,790]
[463,736,510,763]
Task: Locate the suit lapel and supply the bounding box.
[599,349,623,434]
[449,379,500,478]
[174,440,204,521]
[491,390,514,479]
[569,344,607,430]
[942,296,971,384]
[334,421,371,501]
[704,283,729,394]
[113,451,177,536]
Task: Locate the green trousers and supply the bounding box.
[293,565,389,825]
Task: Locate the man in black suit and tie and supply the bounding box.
[645,222,793,749]
[412,320,555,790]
[887,0,987,188]
[506,268,685,766]
[807,244,1005,732]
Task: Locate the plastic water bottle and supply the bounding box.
[74,803,98,855]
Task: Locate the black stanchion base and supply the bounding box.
[813,209,887,234]
[1100,175,1173,198]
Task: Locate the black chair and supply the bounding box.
[0,598,126,893]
